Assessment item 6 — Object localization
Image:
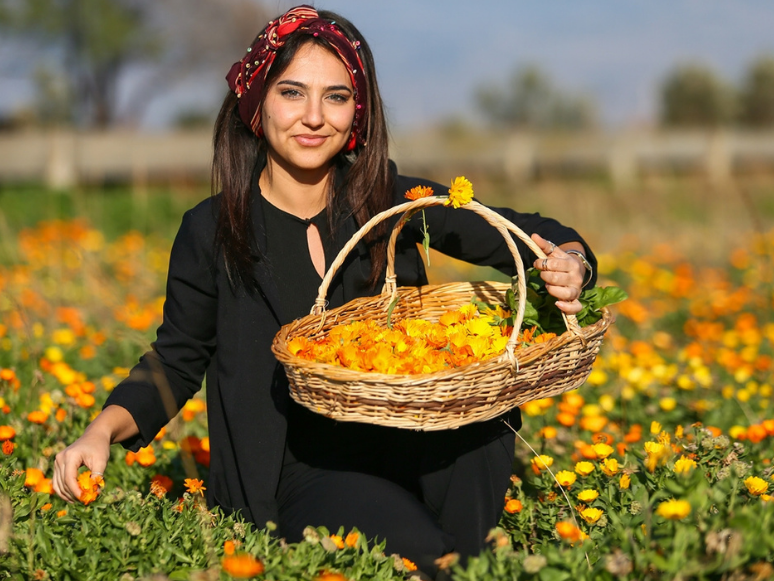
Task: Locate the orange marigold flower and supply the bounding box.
[0,425,15,440]
[150,480,167,499]
[405,185,434,200]
[56,509,67,517]
[27,411,48,424]
[345,532,359,548]
[2,440,13,455]
[221,554,264,578]
[25,468,45,488]
[224,540,236,556]
[75,393,96,409]
[34,478,53,495]
[79,487,99,505]
[747,424,767,444]
[125,450,136,466]
[55,408,67,423]
[329,534,344,549]
[135,445,156,467]
[184,478,206,495]
[556,521,583,542]
[314,573,348,581]
[151,474,173,493]
[579,415,608,433]
[504,498,523,513]
[401,558,418,572]
[0,369,15,382]
[41,503,52,511]
[180,435,202,454]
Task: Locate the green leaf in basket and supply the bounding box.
[386,294,400,329]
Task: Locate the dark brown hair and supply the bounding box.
[212,10,392,291]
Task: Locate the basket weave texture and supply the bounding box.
[272,197,613,430]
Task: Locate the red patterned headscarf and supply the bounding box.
[225,5,367,151]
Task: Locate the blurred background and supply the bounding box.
[0,0,773,263]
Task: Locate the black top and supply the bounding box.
[259,195,327,324]
[104,162,597,527]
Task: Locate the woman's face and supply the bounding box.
[261,42,356,174]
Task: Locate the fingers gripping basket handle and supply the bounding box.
[312,198,581,356]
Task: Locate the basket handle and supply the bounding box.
[312,197,582,355]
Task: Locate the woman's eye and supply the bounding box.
[281,89,302,98]
[327,93,350,103]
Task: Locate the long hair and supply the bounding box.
[212,9,392,291]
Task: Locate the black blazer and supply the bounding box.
[105,165,597,527]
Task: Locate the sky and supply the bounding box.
[1,0,773,132]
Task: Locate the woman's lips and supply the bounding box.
[294,134,328,147]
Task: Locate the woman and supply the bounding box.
[53,6,595,578]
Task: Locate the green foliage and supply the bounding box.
[0,0,158,127]
[660,64,737,128]
[739,56,774,128]
[476,268,627,337]
[476,66,597,132]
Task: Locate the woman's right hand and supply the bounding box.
[53,405,139,503]
[53,428,111,503]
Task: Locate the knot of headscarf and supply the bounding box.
[226,5,367,151]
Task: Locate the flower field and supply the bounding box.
[1,197,773,580]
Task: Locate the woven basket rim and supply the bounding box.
[272,280,614,383]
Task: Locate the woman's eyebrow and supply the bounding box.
[276,79,352,93]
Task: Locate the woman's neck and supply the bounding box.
[259,153,331,219]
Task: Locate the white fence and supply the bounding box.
[1,129,773,189]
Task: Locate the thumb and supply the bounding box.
[530,232,550,255]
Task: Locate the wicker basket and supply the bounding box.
[271,197,613,430]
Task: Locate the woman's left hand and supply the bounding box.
[531,233,586,315]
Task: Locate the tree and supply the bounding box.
[0,0,268,128]
[659,64,736,128]
[476,66,596,131]
[739,56,774,128]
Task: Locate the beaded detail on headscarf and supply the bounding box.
[225,5,367,151]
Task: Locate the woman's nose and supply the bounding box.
[302,98,324,128]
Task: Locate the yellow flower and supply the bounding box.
[644,440,671,472]
[659,397,677,412]
[444,176,474,208]
[601,458,619,476]
[329,534,344,549]
[655,499,691,520]
[744,476,769,496]
[650,421,662,434]
[531,455,554,471]
[574,462,595,477]
[555,470,577,487]
[673,456,697,475]
[581,507,603,524]
[577,489,599,503]
[592,443,614,459]
[619,474,631,490]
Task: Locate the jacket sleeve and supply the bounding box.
[395,174,597,287]
[103,203,218,451]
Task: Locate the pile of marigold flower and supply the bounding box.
[288,303,557,374]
